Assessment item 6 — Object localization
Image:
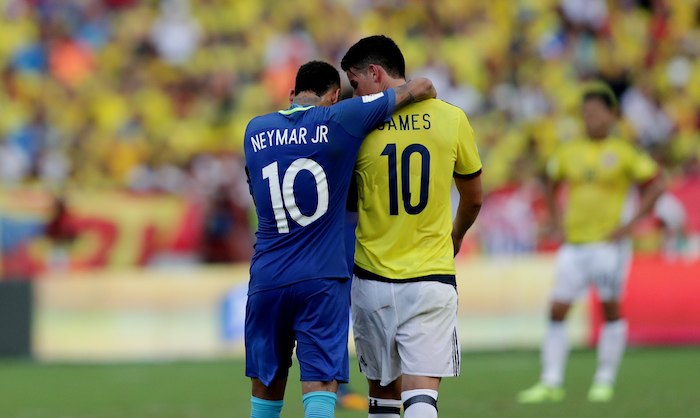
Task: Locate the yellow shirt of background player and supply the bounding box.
[546,136,659,244]
[353,99,482,280]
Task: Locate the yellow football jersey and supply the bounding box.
[546,136,659,243]
[353,99,482,281]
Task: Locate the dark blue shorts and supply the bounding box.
[245,278,351,387]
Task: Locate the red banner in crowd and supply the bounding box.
[1,189,253,277]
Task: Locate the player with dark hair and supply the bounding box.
[293,60,344,96]
[243,60,436,418]
[341,36,483,418]
[518,82,665,403]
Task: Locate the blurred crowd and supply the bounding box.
[1,0,699,259]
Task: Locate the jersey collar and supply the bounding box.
[278,103,314,115]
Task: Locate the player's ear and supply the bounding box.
[288,89,295,103]
[368,64,380,83]
[331,88,340,104]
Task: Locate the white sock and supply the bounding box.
[402,389,438,418]
[594,319,627,385]
[541,321,569,387]
[368,397,401,418]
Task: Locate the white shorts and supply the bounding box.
[552,241,632,303]
[351,277,460,386]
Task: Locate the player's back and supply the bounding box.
[354,99,481,281]
[244,107,360,293]
[243,90,396,294]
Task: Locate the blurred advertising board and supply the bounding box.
[455,256,588,350]
[30,256,699,362]
[32,257,589,361]
[34,265,250,361]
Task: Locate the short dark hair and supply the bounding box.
[340,35,406,79]
[582,81,618,110]
[294,61,340,96]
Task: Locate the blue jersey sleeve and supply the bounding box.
[330,89,396,138]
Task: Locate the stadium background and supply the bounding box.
[0,0,699,416]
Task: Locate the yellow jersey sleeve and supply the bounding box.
[627,145,659,182]
[454,112,482,177]
[546,146,564,181]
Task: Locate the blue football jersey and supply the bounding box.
[243,90,397,294]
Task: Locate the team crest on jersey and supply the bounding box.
[601,152,618,168]
[362,92,384,103]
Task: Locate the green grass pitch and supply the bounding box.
[1,348,698,417]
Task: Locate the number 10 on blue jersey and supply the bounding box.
[262,158,329,233]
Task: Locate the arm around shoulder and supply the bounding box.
[393,77,437,110]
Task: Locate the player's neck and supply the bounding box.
[589,133,608,141]
[384,78,406,90]
[292,93,321,107]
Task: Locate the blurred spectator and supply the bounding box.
[75,2,111,51]
[414,57,484,115]
[150,0,201,65]
[48,24,95,87]
[6,106,54,179]
[668,156,700,260]
[560,0,608,31]
[621,80,674,147]
[44,196,77,270]
[262,23,318,105]
[476,157,542,255]
[653,191,688,259]
[0,138,30,184]
[200,185,252,263]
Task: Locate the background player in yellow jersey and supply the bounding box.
[518,83,665,404]
[340,35,483,418]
